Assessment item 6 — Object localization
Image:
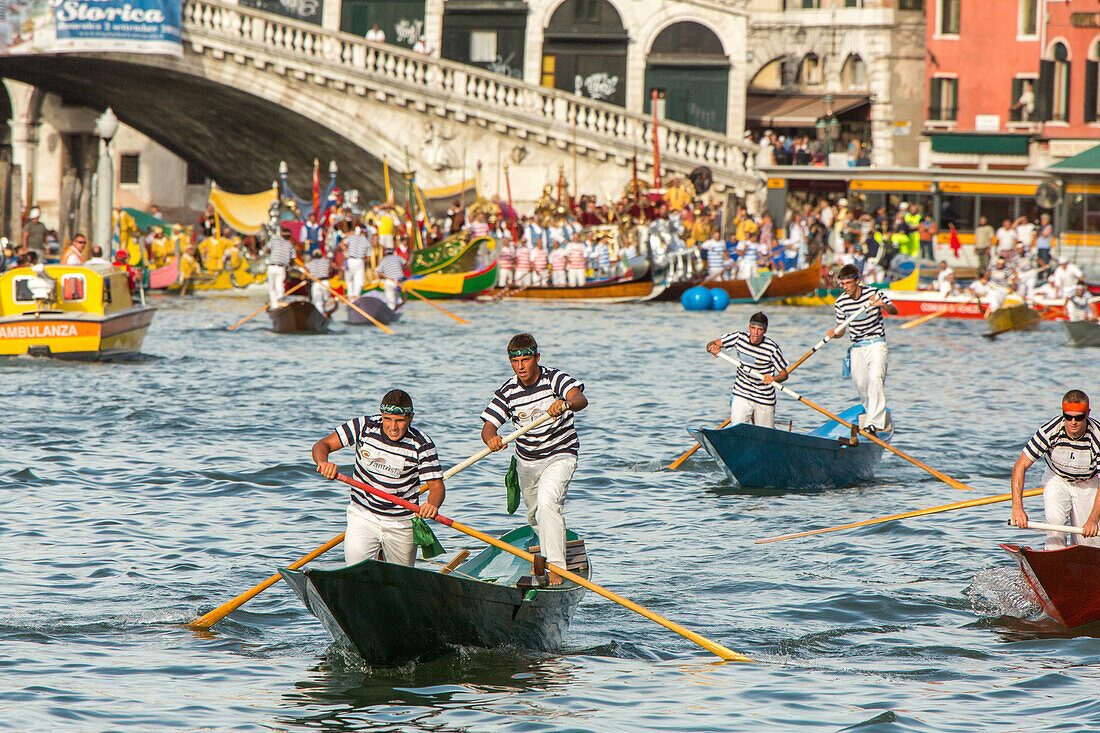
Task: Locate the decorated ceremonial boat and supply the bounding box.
[687,405,892,491]
[1001,543,1100,628]
[411,234,494,276]
[0,265,156,360]
[280,526,589,665]
[1064,320,1100,347]
[489,255,659,302]
[653,255,822,304]
[268,297,330,334]
[400,260,499,300]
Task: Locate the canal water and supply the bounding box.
[4,293,1098,731]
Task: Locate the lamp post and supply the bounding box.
[94,108,119,255]
[816,94,840,164]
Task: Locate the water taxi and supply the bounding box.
[0,264,156,360]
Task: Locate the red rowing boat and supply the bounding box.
[1001,543,1100,628]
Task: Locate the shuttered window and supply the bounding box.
[1085,57,1099,124]
[929,77,958,121]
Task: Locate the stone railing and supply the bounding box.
[181,0,758,188]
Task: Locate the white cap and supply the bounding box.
[838,198,848,206]
[1059,257,1068,264]
[29,207,40,218]
[899,202,909,210]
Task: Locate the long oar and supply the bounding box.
[227,281,307,330]
[1008,519,1087,536]
[295,259,394,334]
[756,488,1043,544]
[187,414,556,630]
[718,353,973,493]
[667,298,879,470]
[336,472,752,662]
[898,310,946,330]
[404,284,470,325]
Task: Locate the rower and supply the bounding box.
[705,312,789,429]
[481,333,588,585]
[827,264,897,433]
[377,244,406,311]
[1067,282,1097,322]
[1011,390,1100,549]
[342,224,371,299]
[312,389,445,566]
[934,261,955,296]
[304,252,334,314]
[266,225,296,308]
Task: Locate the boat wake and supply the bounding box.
[964,567,1043,623]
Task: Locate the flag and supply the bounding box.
[948,224,961,257]
[311,159,320,222]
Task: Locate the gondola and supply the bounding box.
[279,526,589,666]
[268,297,330,333]
[653,255,822,303]
[347,292,402,326]
[1001,543,1100,628]
[686,405,891,490]
[1064,320,1100,347]
[985,303,1041,336]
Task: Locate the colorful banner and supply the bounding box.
[239,0,322,26]
[1,0,182,56]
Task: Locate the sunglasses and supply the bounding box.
[1063,413,1089,422]
[74,239,86,244]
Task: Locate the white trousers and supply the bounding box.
[551,270,568,287]
[267,265,286,308]
[1042,472,1100,550]
[850,340,888,430]
[497,267,513,288]
[730,395,775,429]
[514,269,532,287]
[516,453,576,570]
[737,259,756,280]
[345,258,365,298]
[310,279,330,312]
[382,278,400,310]
[567,268,586,287]
[345,504,416,566]
[532,270,548,287]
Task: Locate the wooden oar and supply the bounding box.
[756,488,1043,545]
[1007,519,1088,536]
[404,285,470,325]
[336,472,752,662]
[227,281,307,330]
[295,259,394,334]
[718,353,973,493]
[898,310,946,330]
[667,298,879,470]
[187,414,557,630]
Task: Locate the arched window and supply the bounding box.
[1053,42,1070,122]
[840,54,867,90]
[645,22,729,132]
[799,53,823,86]
[1086,38,1100,124]
[749,57,788,91]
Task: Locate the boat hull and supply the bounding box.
[1064,320,1100,347]
[492,278,655,302]
[654,256,821,303]
[1001,543,1100,628]
[347,294,401,326]
[986,303,1041,335]
[279,526,587,665]
[688,405,889,490]
[0,306,156,359]
[401,261,498,300]
[268,299,330,333]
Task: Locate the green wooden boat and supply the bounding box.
[279,526,589,665]
[411,234,494,275]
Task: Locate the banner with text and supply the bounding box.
[1,0,182,56]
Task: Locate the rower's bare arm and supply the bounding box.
[419,479,444,519]
[312,431,344,480]
[481,421,504,451]
[706,339,723,355]
[1009,452,1035,527]
[564,386,588,413]
[772,367,789,384]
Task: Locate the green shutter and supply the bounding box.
[1085,61,1099,124]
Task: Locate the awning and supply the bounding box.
[122,207,172,232]
[1048,143,1100,174]
[746,93,870,128]
[209,187,278,236]
[928,133,1031,156]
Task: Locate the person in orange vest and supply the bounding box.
[61,234,88,265]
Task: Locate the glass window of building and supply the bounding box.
[119,154,140,185]
[1085,40,1100,124]
[939,0,960,36]
[1019,0,1038,37]
[469,31,496,63]
[1052,42,1070,123]
[929,77,958,121]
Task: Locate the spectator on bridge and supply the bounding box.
[365,23,385,43]
[413,35,436,56]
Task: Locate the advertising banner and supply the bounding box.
[239,0,322,26]
[1,0,182,56]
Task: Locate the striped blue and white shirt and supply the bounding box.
[335,415,444,517]
[1024,415,1100,482]
[343,233,371,261]
[481,366,584,462]
[834,287,892,342]
[719,331,789,406]
[378,253,405,282]
[305,257,331,279]
[267,236,295,267]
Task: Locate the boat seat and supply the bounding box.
[527,539,588,573]
[806,405,868,439]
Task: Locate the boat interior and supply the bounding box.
[429,526,588,588]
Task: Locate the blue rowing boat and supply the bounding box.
[687,405,892,490]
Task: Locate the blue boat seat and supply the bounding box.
[805,405,869,439]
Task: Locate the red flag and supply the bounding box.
[948,224,962,257]
[311,159,320,220]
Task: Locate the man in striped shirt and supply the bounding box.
[313,389,445,566]
[265,226,297,308]
[513,241,533,287]
[495,239,514,288]
[481,333,588,585]
[377,245,406,310]
[827,264,897,432]
[342,226,372,298]
[304,253,334,313]
[549,242,568,287]
[564,237,587,287]
[1012,390,1100,549]
[531,243,549,287]
[706,312,789,428]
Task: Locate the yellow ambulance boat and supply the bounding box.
[0,264,156,359]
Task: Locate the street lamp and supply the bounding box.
[816,94,840,162]
[94,107,119,256]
